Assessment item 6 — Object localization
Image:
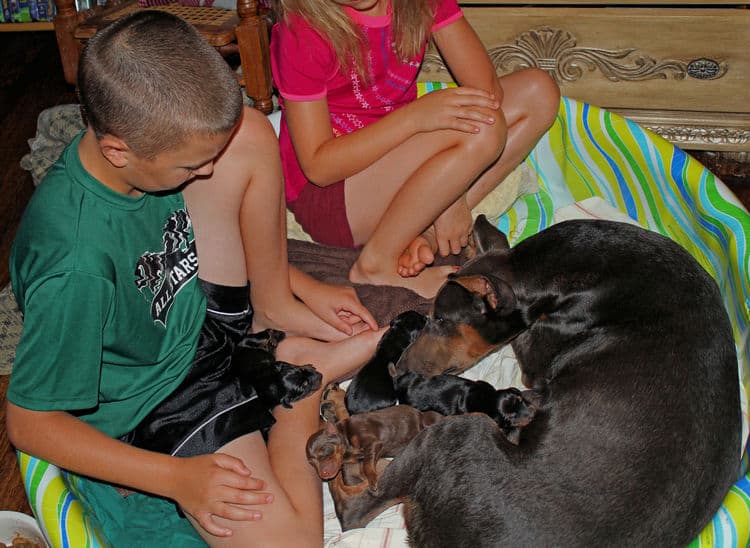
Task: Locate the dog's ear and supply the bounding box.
[325,421,339,435]
[472,214,510,255]
[453,275,516,314]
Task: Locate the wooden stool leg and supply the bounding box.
[53,0,83,86]
[235,0,274,114]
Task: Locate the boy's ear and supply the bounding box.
[98,134,131,169]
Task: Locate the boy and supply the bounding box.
[6,11,382,547]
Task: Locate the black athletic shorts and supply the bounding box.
[119,280,276,457]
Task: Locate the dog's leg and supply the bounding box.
[361,441,384,491]
[330,463,404,531]
[334,435,430,530]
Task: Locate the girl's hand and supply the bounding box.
[299,279,378,336]
[433,196,473,257]
[408,87,500,134]
[170,453,273,537]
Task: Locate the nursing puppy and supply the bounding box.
[392,368,538,444]
[344,310,427,415]
[336,216,741,547]
[306,405,443,490]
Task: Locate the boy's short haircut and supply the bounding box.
[78,10,244,158]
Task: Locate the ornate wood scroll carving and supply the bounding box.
[644,125,750,148]
[422,27,728,85]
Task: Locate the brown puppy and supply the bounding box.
[320,382,349,423]
[306,405,443,490]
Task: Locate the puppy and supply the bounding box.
[344,310,427,415]
[391,368,538,444]
[320,382,350,423]
[335,216,741,547]
[234,330,322,409]
[306,405,443,490]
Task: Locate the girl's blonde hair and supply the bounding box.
[272,0,438,81]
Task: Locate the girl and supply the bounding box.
[270,0,561,298]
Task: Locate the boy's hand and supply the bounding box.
[409,87,500,135]
[301,280,378,336]
[433,196,473,257]
[171,453,273,537]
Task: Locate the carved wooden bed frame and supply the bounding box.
[51,0,750,152]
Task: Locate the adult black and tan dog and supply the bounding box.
[334,216,742,547]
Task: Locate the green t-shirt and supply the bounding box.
[9,132,206,438]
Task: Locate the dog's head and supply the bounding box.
[396,216,528,376]
[277,363,323,408]
[306,422,347,479]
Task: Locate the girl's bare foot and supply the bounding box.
[349,258,455,299]
[397,228,438,278]
[398,235,435,278]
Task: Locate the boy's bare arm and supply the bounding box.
[235,110,376,339]
[5,402,271,537]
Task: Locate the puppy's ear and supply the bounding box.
[472,214,510,255]
[325,421,339,435]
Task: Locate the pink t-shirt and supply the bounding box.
[271,1,463,202]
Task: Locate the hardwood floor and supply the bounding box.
[0,31,78,289]
[0,29,748,519]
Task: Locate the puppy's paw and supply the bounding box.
[321,382,349,422]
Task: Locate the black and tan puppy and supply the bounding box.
[336,216,741,547]
[234,329,322,409]
[306,405,443,490]
[391,368,538,444]
[344,310,427,415]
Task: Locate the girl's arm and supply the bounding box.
[284,86,500,188]
[5,402,270,537]
[432,16,503,101]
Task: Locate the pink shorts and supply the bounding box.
[288,180,356,248]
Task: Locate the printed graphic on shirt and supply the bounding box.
[134,209,198,326]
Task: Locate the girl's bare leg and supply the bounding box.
[346,118,506,298]
[345,68,559,294]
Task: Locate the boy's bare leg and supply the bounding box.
[185,107,368,341]
[348,68,559,289]
[188,330,383,547]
